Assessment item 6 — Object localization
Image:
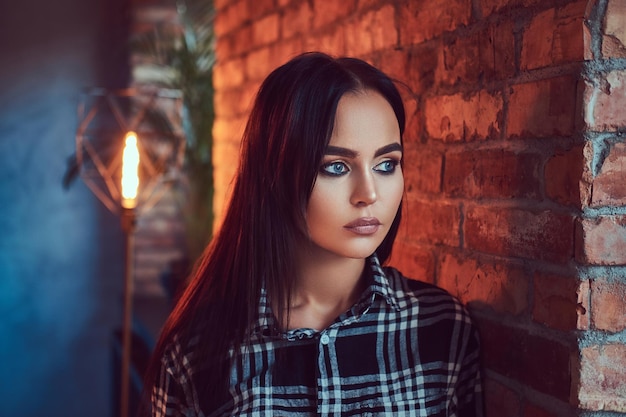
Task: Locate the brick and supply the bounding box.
[508,76,578,138]
[214,0,230,10]
[575,215,626,265]
[602,34,626,59]
[252,13,280,47]
[136,247,185,265]
[581,141,596,205]
[602,0,626,58]
[584,70,626,131]
[482,21,516,81]
[523,403,557,417]
[282,0,312,39]
[213,58,246,90]
[579,344,626,412]
[438,253,529,315]
[480,0,519,17]
[135,232,182,248]
[591,142,626,206]
[436,32,481,86]
[424,90,503,142]
[443,149,542,199]
[222,24,254,55]
[545,145,585,207]
[312,28,346,56]
[246,0,275,20]
[213,116,246,147]
[344,7,396,56]
[213,138,241,221]
[436,21,515,86]
[406,43,439,95]
[401,97,423,144]
[214,0,248,36]
[132,6,179,28]
[357,0,386,8]
[583,16,593,60]
[577,279,591,330]
[399,0,472,45]
[477,317,574,401]
[270,37,305,67]
[465,206,574,263]
[590,278,626,332]
[388,239,435,284]
[245,48,273,81]
[343,19,370,57]
[403,199,460,246]
[484,378,521,417]
[215,35,232,62]
[403,143,442,195]
[214,88,255,118]
[368,5,397,52]
[377,48,410,92]
[557,1,588,61]
[520,3,585,70]
[311,0,356,29]
[533,271,586,331]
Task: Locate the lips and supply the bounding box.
[344,217,381,235]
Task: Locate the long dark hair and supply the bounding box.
[142,52,406,411]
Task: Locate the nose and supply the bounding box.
[350,170,377,206]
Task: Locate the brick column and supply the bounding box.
[212,0,626,415]
[576,0,626,411]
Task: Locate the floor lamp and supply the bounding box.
[73,87,185,417]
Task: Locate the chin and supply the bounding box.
[336,244,380,260]
[307,233,385,261]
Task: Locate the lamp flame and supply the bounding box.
[121,132,140,209]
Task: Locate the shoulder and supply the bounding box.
[381,266,481,360]
[159,332,202,377]
[382,265,474,325]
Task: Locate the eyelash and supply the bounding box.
[319,158,401,177]
[375,159,400,175]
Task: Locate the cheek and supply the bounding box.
[384,174,404,211]
[306,184,335,225]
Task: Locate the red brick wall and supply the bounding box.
[213,0,626,415]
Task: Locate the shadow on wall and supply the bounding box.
[0,0,132,416]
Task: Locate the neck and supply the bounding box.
[296,255,365,304]
[285,244,368,331]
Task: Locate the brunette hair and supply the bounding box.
[142,52,405,411]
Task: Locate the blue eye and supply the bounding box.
[320,161,349,176]
[374,159,400,174]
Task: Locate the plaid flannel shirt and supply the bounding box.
[152,254,483,416]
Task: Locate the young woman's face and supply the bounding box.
[304,89,404,260]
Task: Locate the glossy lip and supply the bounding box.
[344,217,381,235]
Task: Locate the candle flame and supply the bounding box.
[121,131,139,209]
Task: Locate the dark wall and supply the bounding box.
[0,1,131,416]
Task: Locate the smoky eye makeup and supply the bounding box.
[318,142,402,177]
[374,158,401,174]
[319,161,350,176]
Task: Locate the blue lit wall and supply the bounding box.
[0,1,130,416]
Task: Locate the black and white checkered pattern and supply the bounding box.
[152,255,483,416]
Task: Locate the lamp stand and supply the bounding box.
[120,207,136,417]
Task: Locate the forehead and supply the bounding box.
[329,90,400,149]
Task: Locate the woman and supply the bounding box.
[144,52,483,416]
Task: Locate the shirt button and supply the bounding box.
[320,334,330,345]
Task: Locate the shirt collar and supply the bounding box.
[251,253,401,337]
[366,253,401,312]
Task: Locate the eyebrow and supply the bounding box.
[325,142,403,158]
